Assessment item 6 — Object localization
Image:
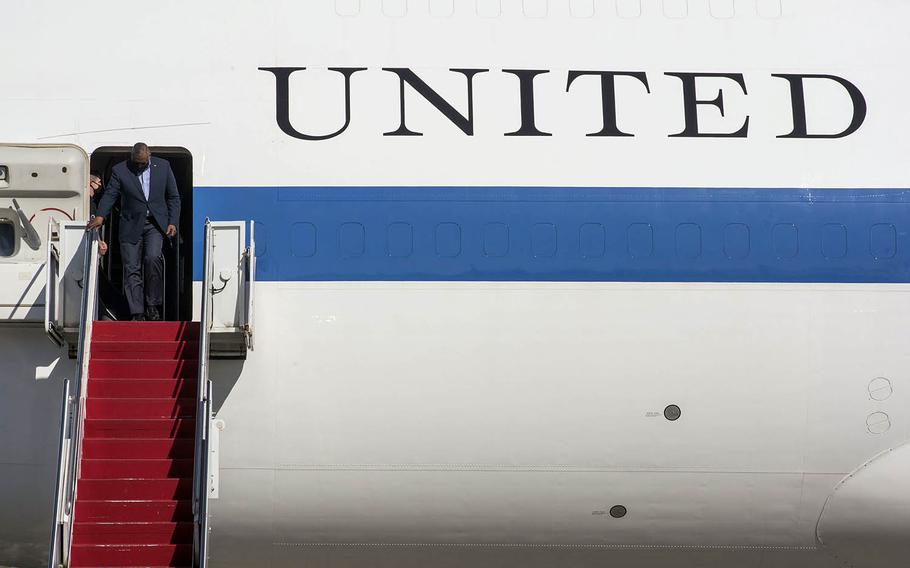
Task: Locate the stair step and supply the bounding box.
[87,398,197,419]
[92,321,200,342]
[84,418,195,439]
[89,359,198,379]
[80,459,194,479]
[74,499,193,523]
[77,478,192,500]
[73,521,193,545]
[92,340,200,360]
[70,542,191,566]
[82,438,195,459]
[89,379,198,398]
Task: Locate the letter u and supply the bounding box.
[258,67,366,140]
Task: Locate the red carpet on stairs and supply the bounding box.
[71,321,200,568]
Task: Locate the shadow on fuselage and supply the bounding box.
[210,358,244,416]
[0,327,74,568]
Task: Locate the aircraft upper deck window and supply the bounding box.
[0,219,16,257]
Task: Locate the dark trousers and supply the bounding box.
[121,219,164,316]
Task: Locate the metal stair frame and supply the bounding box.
[48,229,100,568]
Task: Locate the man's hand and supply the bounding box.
[86,216,104,231]
[98,240,108,256]
[166,224,177,238]
[89,175,102,198]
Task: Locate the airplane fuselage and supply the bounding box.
[1,2,909,567]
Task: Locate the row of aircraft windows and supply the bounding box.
[285,222,899,261]
[334,0,783,19]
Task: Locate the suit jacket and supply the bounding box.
[96,157,181,244]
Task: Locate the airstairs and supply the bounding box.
[70,320,199,567]
[48,220,255,568]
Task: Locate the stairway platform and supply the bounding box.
[70,542,191,567]
[92,340,200,360]
[84,418,195,438]
[89,359,199,379]
[88,378,197,398]
[86,397,197,419]
[92,320,200,342]
[75,499,193,522]
[73,521,193,544]
[77,478,192,500]
[82,438,194,460]
[80,458,194,479]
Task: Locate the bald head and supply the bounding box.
[130,143,151,170]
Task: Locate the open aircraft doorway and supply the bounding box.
[89,146,193,322]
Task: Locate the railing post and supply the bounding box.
[47,379,70,568]
[193,219,214,568]
[192,218,254,567]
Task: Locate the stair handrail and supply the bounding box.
[48,228,100,568]
[193,219,215,568]
[47,378,71,568]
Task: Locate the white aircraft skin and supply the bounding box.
[2,1,910,567]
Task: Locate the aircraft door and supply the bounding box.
[0,144,89,325]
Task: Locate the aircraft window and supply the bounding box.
[476,0,501,18]
[382,0,406,17]
[570,0,595,18]
[709,0,735,19]
[523,0,547,18]
[334,0,360,17]
[757,0,781,18]
[663,0,688,19]
[0,220,16,257]
[616,0,641,18]
[430,0,454,17]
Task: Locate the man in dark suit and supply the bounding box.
[86,143,180,321]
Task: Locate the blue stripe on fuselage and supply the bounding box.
[193,186,910,283]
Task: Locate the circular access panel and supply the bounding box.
[868,377,893,401]
[866,412,891,435]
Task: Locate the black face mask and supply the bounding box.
[130,160,149,173]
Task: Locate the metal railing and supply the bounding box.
[48,229,100,568]
[47,378,70,568]
[192,220,215,568]
[192,218,255,566]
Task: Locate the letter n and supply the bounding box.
[383,68,489,136]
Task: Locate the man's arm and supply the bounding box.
[87,170,121,230]
[95,170,121,220]
[164,165,180,234]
